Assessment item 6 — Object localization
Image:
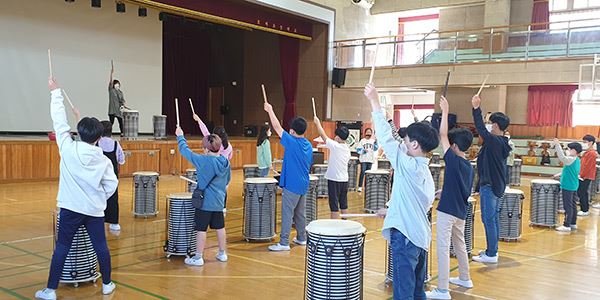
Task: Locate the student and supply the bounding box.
[364,83,439,299]
[505,131,515,187]
[426,96,474,300]
[314,116,351,219]
[577,135,597,216]
[356,128,378,192]
[36,77,118,300]
[98,121,125,232]
[107,62,126,135]
[177,128,231,265]
[256,124,273,177]
[553,139,582,232]
[470,95,511,264]
[263,101,312,251]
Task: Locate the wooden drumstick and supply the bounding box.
[261,84,268,103]
[340,213,379,218]
[179,176,197,185]
[189,98,196,115]
[175,98,180,127]
[47,49,53,78]
[442,69,451,97]
[476,74,489,97]
[368,42,379,84]
[312,97,317,117]
[61,89,75,109]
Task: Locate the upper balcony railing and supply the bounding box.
[334,18,600,69]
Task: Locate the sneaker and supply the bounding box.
[357,187,362,193]
[556,225,572,232]
[449,277,474,289]
[593,203,600,209]
[184,255,205,266]
[472,251,498,263]
[425,288,451,300]
[109,224,121,231]
[293,237,307,246]
[268,244,291,251]
[577,211,590,216]
[570,224,578,230]
[35,288,56,300]
[216,251,228,262]
[102,282,116,295]
[223,208,227,215]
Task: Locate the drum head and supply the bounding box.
[366,169,390,175]
[306,219,365,236]
[123,109,139,113]
[133,171,159,176]
[309,175,318,181]
[244,178,278,184]
[313,164,328,168]
[505,188,524,195]
[186,168,196,172]
[467,197,476,203]
[349,157,358,161]
[429,163,442,168]
[531,179,560,185]
[243,164,259,168]
[168,192,192,200]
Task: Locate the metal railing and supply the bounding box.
[334,18,600,68]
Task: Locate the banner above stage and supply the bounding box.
[127,0,313,40]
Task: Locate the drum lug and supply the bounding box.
[73,282,79,288]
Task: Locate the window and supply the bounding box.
[572,90,600,125]
[395,105,434,128]
[550,0,600,29]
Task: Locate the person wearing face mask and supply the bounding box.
[576,135,597,216]
[356,128,378,192]
[256,124,274,177]
[108,62,126,136]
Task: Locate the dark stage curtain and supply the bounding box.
[531,0,550,30]
[163,16,210,135]
[279,36,300,130]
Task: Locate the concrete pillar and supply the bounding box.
[483,0,511,54]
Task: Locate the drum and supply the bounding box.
[530,179,560,227]
[164,193,196,258]
[132,171,159,217]
[243,178,278,241]
[243,164,260,179]
[509,159,522,186]
[429,164,442,191]
[364,170,391,213]
[471,162,478,194]
[306,175,319,225]
[312,164,329,197]
[347,157,359,191]
[55,211,100,286]
[185,168,197,192]
[305,219,366,300]
[431,153,441,165]
[378,158,391,170]
[153,115,166,140]
[122,110,139,139]
[450,197,477,256]
[499,189,525,241]
[596,164,600,194]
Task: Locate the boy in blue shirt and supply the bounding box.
[427,96,474,300]
[364,84,439,299]
[263,100,312,251]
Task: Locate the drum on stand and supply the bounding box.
[377,158,391,170]
[54,210,100,287]
[306,175,319,225]
[509,159,522,186]
[185,168,197,192]
[364,170,391,213]
[530,179,560,227]
[499,189,525,241]
[122,110,139,140]
[471,162,478,195]
[312,164,328,197]
[243,164,260,179]
[429,164,442,191]
[243,178,278,241]
[596,164,600,194]
[164,193,196,258]
[152,115,167,140]
[132,171,159,217]
[431,153,441,165]
[450,197,477,257]
[347,157,359,191]
[305,219,366,300]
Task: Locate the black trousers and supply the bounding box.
[577,179,592,213]
[104,190,119,224]
[109,114,124,135]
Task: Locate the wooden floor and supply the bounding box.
[1,171,600,300]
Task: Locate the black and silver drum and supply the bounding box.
[530,179,560,227]
[306,175,319,225]
[431,152,441,165]
[429,163,442,191]
[243,178,278,241]
[132,171,159,217]
[243,164,260,179]
[305,219,366,300]
[377,158,391,170]
[164,193,196,258]
[347,157,359,191]
[499,189,525,241]
[153,115,166,140]
[509,159,522,186]
[450,197,477,256]
[122,109,139,140]
[185,168,197,192]
[364,170,391,213]
[312,164,328,197]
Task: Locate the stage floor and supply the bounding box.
[1,172,599,299]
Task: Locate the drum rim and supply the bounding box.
[243,164,260,168]
[365,170,390,174]
[244,178,278,184]
[186,168,197,172]
[167,192,193,199]
[133,171,160,176]
[504,188,524,194]
[306,219,366,235]
[429,163,443,167]
[309,175,319,181]
[531,179,560,184]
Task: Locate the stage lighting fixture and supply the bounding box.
[91,0,101,8]
[138,7,147,17]
[116,2,125,13]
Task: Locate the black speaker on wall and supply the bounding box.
[332,68,346,87]
[431,113,457,131]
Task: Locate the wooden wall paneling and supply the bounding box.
[0,144,6,180]
[32,144,51,179]
[50,146,60,179]
[121,149,160,176]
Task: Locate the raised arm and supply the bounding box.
[313,116,329,141]
[471,95,491,141]
[439,96,451,153]
[108,61,114,88]
[264,102,284,137]
[49,78,73,152]
[553,138,576,166]
[193,113,210,136]
[176,127,194,162]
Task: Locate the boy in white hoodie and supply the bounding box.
[36,77,118,300]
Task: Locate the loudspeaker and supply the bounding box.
[116,2,125,13]
[244,126,258,137]
[138,7,147,17]
[91,0,101,8]
[332,68,346,87]
[430,113,457,131]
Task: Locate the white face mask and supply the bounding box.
[114,83,120,90]
[267,131,271,137]
[485,124,493,132]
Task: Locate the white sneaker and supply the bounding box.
[268,244,291,251]
[592,203,600,209]
[577,211,590,216]
[35,288,56,300]
[102,282,116,295]
[223,208,227,215]
[216,251,228,262]
[556,225,572,232]
[570,225,578,230]
[184,255,205,266]
[357,187,362,192]
[293,237,307,246]
[449,277,474,289]
[425,288,451,300]
[109,224,121,231]
[472,251,498,263]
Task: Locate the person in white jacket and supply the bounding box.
[36,77,118,300]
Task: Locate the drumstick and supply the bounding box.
[368,42,379,84]
[340,213,379,218]
[311,97,317,117]
[61,89,75,109]
[175,98,180,127]
[179,176,197,185]
[442,69,451,97]
[261,84,268,103]
[47,49,53,78]
[476,74,489,97]
[188,98,196,115]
